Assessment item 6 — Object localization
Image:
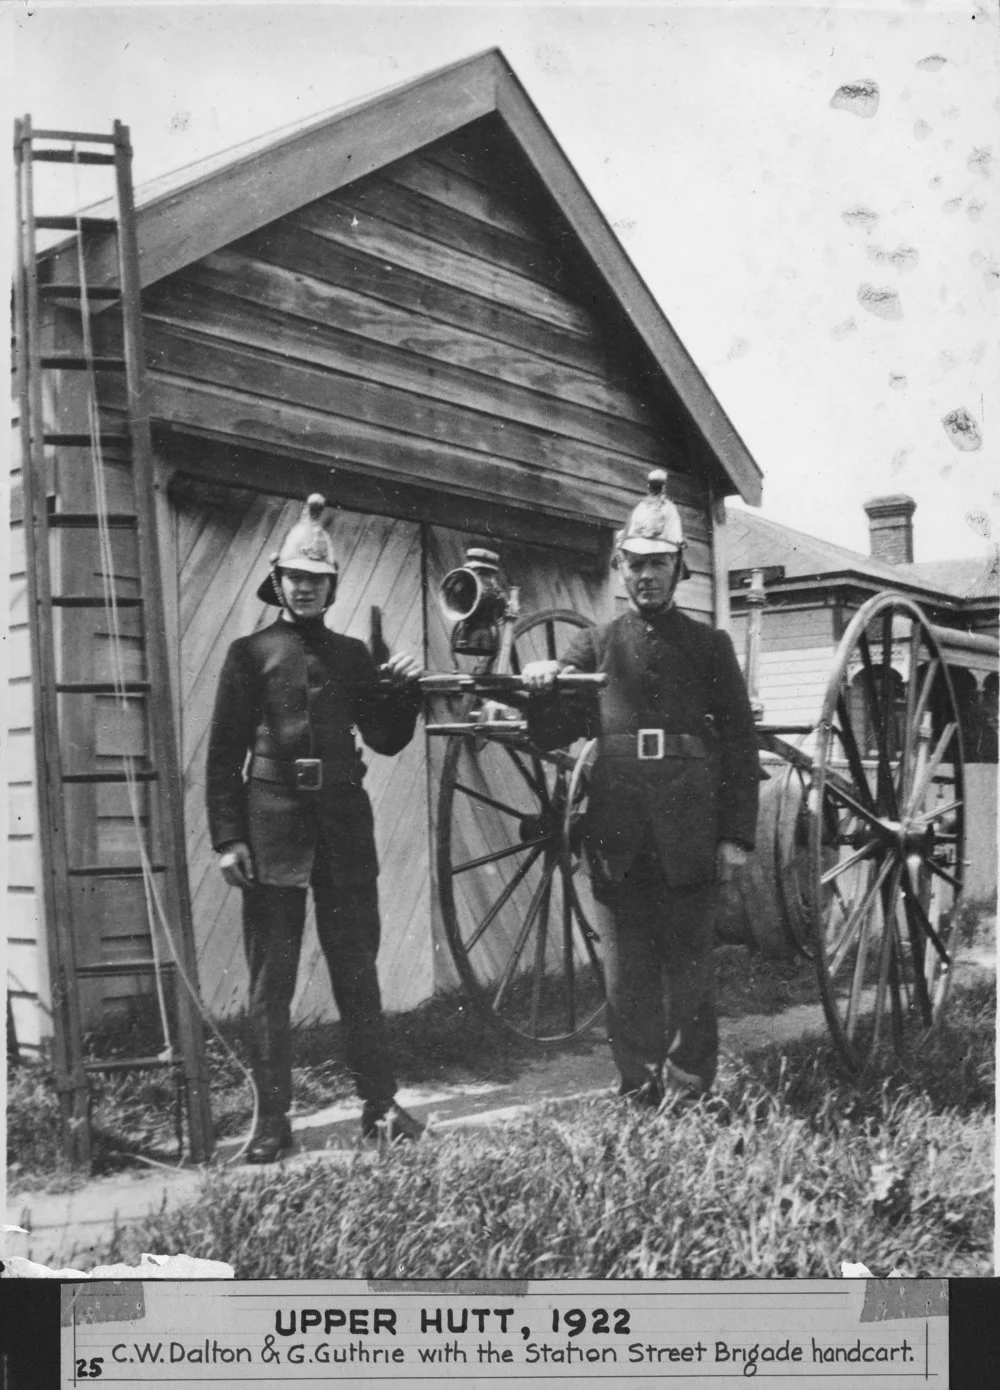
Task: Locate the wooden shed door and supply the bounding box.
[173,481,430,1021]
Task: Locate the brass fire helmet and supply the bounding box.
[615,469,691,581]
[257,493,340,607]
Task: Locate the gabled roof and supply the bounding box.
[727,506,999,605]
[43,48,762,505]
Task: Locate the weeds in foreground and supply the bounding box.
[90,981,994,1279]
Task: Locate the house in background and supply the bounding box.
[726,494,999,903]
[8,49,763,1052]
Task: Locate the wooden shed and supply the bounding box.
[9,49,762,1048]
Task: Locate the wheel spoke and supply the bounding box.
[463,842,546,953]
[828,856,893,978]
[900,880,933,1026]
[880,608,895,761]
[492,858,556,1014]
[905,722,959,817]
[820,837,880,886]
[898,623,924,802]
[834,697,877,813]
[870,863,903,1054]
[900,861,952,964]
[857,631,899,818]
[451,835,549,876]
[529,865,555,1035]
[545,619,558,662]
[925,858,962,891]
[504,744,543,799]
[453,781,529,819]
[910,796,962,827]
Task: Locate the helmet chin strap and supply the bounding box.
[273,569,338,619]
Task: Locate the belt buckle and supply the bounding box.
[637,729,665,760]
[294,758,323,791]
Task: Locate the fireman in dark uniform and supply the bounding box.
[206,495,425,1161]
[524,472,760,1106]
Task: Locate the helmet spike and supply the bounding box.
[647,469,668,496]
[306,493,326,519]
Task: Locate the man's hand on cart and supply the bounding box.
[521,659,571,691]
[219,841,256,890]
[381,652,425,686]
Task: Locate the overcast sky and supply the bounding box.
[5,0,998,563]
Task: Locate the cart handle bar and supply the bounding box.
[416,672,606,694]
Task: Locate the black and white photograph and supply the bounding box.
[3,0,996,1283]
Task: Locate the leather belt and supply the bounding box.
[598,732,706,761]
[249,754,361,791]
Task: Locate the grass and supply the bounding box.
[85,978,994,1278]
[5,987,556,1192]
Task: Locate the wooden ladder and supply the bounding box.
[12,117,213,1165]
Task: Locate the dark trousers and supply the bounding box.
[597,850,718,1095]
[242,857,396,1118]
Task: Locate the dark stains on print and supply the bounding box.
[831,79,880,118]
[941,407,983,452]
[842,205,879,232]
[857,284,903,320]
[916,55,948,73]
[866,245,919,273]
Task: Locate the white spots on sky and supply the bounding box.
[967,146,993,179]
[823,245,838,269]
[890,447,911,475]
[866,244,919,273]
[889,374,908,391]
[913,119,932,141]
[928,175,942,188]
[916,55,947,72]
[966,199,986,222]
[612,219,637,238]
[970,340,987,365]
[858,284,903,320]
[842,204,879,232]
[941,406,983,451]
[942,106,961,120]
[943,139,954,152]
[168,110,191,133]
[966,510,992,540]
[727,337,751,361]
[940,464,954,479]
[831,79,880,118]
[777,263,798,281]
[831,318,857,341]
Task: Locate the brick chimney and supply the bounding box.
[863,494,916,565]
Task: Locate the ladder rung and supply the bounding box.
[39,285,121,300]
[35,216,117,232]
[62,771,159,785]
[48,512,137,528]
[30,129,119,145]
[77,960,176,979]
[43,431,130,446]
[40,355,126,371]
[52,595,144,608]
[56,681,150,695]
[68,864,166,878]
[31,150,116,166]
[84,1057,180,1075]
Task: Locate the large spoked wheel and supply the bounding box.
[808,593,966,1072]
[436,610,606,1046]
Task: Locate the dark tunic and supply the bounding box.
[536,607,760,888]
[206,617,419,887]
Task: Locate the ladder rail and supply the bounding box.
[11,115,214,1165]
[13,115,92,1164]
[112,121,213,1161]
